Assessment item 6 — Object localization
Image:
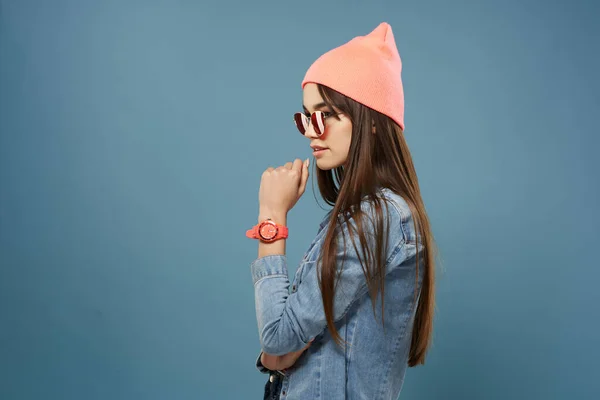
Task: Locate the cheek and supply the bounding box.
[332,126,352,153]
[319,128,352,169]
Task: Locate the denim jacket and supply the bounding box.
[250,188,424,400]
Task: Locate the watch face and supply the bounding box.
[259,221,278,240]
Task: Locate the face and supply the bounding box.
[301,83,353,170]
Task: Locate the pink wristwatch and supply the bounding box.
[246,219,289,243]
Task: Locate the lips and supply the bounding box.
[312,147,328,157]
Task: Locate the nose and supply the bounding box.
[303,119,320,139]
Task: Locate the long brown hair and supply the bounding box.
[313,84,437,367]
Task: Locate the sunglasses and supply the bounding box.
[293,110,343,136]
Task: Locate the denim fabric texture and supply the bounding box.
[252,188,424,400]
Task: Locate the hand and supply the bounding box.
[259,158,310,216]
[261,340,314,371]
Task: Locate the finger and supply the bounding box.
[262,168,273,179]
[284,161,293,169]
[292,158,303,174]
[298,158,309,195]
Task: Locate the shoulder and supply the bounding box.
[318,188,418,244]
[339,188,407,240]
[378,187,419,245]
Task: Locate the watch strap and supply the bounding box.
[246,219,288,242]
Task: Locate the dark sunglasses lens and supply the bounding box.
[293,113,306,135]
[311,111,325,136]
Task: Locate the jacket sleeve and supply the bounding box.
[250,200,406,356]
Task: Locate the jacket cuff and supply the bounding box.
[250,255,288,285]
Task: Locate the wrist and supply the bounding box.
[258,209,287,224]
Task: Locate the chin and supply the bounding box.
[315,157,344,171]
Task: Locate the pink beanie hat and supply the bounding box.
[301,22,405,130]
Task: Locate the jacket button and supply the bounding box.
[269,375,274,382]
[292,285,296,292]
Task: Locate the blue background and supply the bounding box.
[1,0,598,399]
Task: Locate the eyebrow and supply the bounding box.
[302,102,328,112]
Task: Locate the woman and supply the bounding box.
[246,22,437,399]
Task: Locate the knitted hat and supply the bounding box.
[301,22,405,131]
